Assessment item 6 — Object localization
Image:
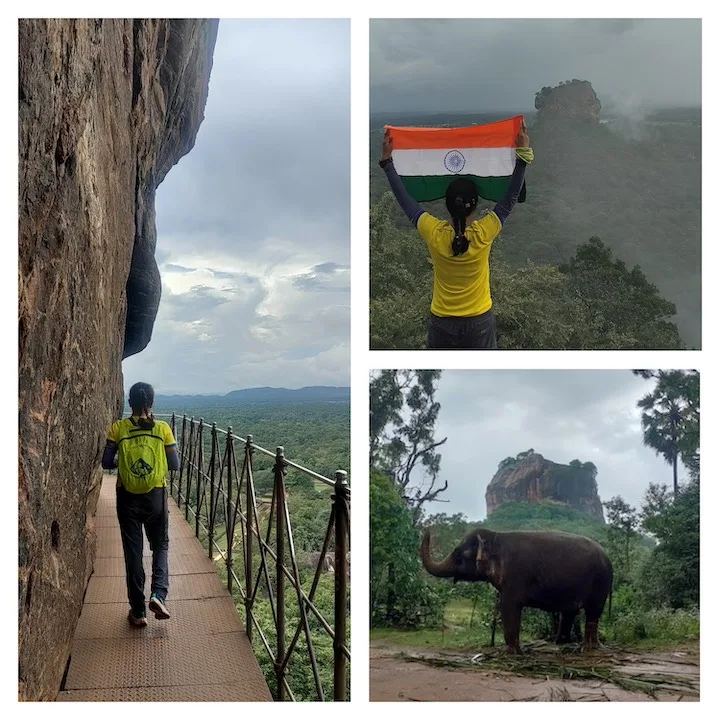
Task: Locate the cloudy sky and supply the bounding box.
[124,20,349,394]
[416,371,682,520]
[370,19,701,114]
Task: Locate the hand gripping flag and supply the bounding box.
[385,116,527,203]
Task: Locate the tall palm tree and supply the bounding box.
[636,371,692,494]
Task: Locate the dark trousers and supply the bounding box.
[428,310,497,349]
[116,486,169,616]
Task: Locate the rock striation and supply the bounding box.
[18,18,218,700]
[534,80,601,123]
[486,451,605,522]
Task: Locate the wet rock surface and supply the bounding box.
[18,18,217,700]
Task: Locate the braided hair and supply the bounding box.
[445,178,479,256]
[128,382,155,429]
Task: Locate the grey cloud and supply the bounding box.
[292,263,350,292]
[370,19,701,113]
[156,19,350,254]
[417,370,683,521]
[164,263,196,273]
[588,19,638,35]
[313,262,344,274]
[124,19,349,392]
[163,285,244,324]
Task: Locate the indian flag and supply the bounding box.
[386,116,527,203]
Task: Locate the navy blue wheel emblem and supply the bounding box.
[444,150,466,174]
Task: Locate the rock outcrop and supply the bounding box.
[534,80,601,123]
[18,19,218,701]
[486,451,605,522]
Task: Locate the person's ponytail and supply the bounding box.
[451,212,469,256]
[445,180,477,257]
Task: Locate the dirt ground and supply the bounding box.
[370,641,699,702]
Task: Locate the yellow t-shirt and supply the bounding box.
[107,417,177,490]
[417,211,502,317]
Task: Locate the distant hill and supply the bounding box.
[151,386,350,408]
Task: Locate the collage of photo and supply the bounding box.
[16,15,703,706]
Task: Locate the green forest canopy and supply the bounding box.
[153,397,350,700]
[369,108,700,350]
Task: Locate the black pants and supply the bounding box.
[116,486,169,616]
[428,310,497,349]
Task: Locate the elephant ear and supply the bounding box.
[475,534,486,568]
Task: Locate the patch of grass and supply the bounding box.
[607,607,700,645]
[371,626,490,650]
[615,637,699,652]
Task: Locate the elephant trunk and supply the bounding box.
[420,530,455,578]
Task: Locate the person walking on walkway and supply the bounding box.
[379,121,533,349]
[102,382,180,627]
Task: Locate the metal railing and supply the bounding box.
[163,413,350,701]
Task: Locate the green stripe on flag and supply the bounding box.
[400,175,526,204]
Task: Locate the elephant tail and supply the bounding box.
[607,585,613,622]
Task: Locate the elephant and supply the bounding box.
[421,528,613,653]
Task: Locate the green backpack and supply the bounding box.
[116,418,169,494]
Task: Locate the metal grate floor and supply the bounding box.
[58,474,272,702]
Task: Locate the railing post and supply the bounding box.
[208,423,217,559]
[170,412,176,495]
[184,418,194,521]
[245,435,254,642]
[333,469,349,702]
[225,427,234,594]
[196,419,204,538]
[274,446,288,700]
[178,414,188,505]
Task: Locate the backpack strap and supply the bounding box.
[117,432,166,446]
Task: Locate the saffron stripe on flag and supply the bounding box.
[386,116,523,150]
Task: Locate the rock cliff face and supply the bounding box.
[534,80,601,123]
[18,18,218,701]
[486,452,605,522]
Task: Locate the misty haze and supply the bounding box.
[370,19,701,349]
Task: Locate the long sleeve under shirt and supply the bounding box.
[380,156,527,318]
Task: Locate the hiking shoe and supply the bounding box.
[128,610,147,628]
[149,593,170,620]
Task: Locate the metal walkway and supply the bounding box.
[57,473,272,701]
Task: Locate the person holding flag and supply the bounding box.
[379,117,533,349]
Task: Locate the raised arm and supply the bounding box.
[379,130,425,227]
[493,119,533,225]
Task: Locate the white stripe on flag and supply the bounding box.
[392,147,516,178]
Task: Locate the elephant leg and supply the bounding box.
[500,598,522,654]
[556,611,578,645]
[583,609,601,649]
